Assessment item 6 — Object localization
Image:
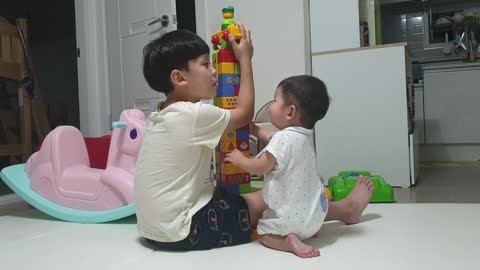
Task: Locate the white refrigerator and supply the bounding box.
[312,44,419,187]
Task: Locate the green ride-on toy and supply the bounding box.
[328,171,395,203]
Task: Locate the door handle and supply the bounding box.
[148,15,169,27]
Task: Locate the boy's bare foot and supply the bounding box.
[343,176,374,224]
[286,234,320,258]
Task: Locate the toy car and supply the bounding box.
[328,171,395,203]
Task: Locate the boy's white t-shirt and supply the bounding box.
[257,126,329,239]
[134,101,230,242]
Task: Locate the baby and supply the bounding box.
[225,75,374,258]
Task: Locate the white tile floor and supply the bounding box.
[394,166,480,203]
[1,204,478,270]
[1,166,479,269]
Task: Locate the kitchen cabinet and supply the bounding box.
[310,1,360,53]
[423,63,480,144]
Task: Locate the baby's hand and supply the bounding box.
[249,122,259,137]
[228,23,253,63]
[224,149,245,166]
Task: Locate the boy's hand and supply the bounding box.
[228,23,253,63]
[224,149,246,166]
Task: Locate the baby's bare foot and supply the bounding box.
[343,176,374,224]
[286,234,320,258]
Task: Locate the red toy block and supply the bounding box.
[237,140,249,152]
[218,48,235,63]
[221,173,251,185]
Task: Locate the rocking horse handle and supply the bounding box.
[112,122,128,129]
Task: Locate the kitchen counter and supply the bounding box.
[311,42,408,56]
[423,61,480,71]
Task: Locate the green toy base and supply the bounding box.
[329,171,395,203]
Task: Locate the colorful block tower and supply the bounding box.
[212,6,251,195]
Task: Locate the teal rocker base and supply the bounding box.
[0,164,136,223]
[328,170,395,203]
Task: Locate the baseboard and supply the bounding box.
[421,161,480,167]
[420,145,480,162]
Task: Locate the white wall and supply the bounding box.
[195,0,311,114]
[310,0,360,53]
[75,0,110,137]
[76,0,310,135]
[358,0,378,46]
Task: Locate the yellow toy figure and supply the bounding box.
[324,187,333,201]
[212,6,250,195]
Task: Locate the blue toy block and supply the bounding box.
[237,129,249,141]
[216,184,228,195]
[217,85,236,97]
[226,185,239,195]
[219,74,239,86]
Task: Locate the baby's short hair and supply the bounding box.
[277,75,330,129]
[143,30,209,94]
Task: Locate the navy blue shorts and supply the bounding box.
[146,189,251,250]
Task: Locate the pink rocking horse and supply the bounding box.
[24,109,146,211]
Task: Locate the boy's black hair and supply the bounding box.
[143,29,210,95]
[277,75,330,129]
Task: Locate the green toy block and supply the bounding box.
[239,184,251,194]
[221,40,230,49]
[212,50,218,64]
[329,171,395,203]
[222,19,235,30]
[234,63,240,74]
[222,6,234,13]
[213,97,219,106]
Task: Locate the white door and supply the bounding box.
[106,0,177,122]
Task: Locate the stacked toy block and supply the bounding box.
[212,6,251,195]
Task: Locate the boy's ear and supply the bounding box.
[170,69,187,87]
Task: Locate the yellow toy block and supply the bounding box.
[227,24,242,40]
[220,141,236,152]
[218,97,237,109]
[221,162,238,174]
[219,130,237,152]
[221,130,237,142]
[218,62,234,74]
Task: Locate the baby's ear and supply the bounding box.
[170,69,187,87]
[287,104,297,118]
